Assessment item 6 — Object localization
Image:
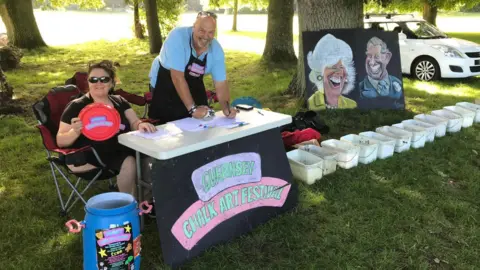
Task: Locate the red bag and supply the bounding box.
[281,128,321,148]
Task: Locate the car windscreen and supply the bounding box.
[403,21,448,39]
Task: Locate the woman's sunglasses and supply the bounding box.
[88,76,112,84]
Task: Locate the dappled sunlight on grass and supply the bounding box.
[299,187,327,208]
[412,79,478,98]
[395,187,425,200]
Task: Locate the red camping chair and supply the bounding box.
[32,85,118,216]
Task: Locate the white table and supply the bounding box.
[118,109,292,159]
[118,109,298,268]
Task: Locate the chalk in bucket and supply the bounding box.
[340,134,378,165]
[375,126,412,153]
[298,145,338,175]
[65,192,152,270]
[402,119,436,143]
[286,149,324,185]
[444,105,475,128]
[358,131,396,159]
[456,102,480,123]
[320,139,360,169]
[413,114,448,138]
[431,109,463,133]
[392,123,427,149]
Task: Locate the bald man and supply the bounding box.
[147,11,236,123]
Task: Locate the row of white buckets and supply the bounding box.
[286,102,480,185]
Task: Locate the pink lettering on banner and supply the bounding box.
[97,234,131,247]
[171,177,291,250]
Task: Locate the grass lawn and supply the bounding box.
[0,31,479,269]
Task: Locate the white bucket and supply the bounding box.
[340,134,378,164]
[286,149,323,185]
[431,109,463,133]
[402,119,436,143]
[392,123,427,149]
[444,105,475,128]
[298,145,338,175]
[320,139,360,169]
[414,114,448,137]
[456,102,480,123]
[375,126,412,153]
[358,131,396,159]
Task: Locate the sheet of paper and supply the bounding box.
[170,116,248,132]
[170,117,213,132]
[130,127,182,140]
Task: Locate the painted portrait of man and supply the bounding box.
[359,36,403,108]
[306,34,357,110]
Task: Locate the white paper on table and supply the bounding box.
[130,127,182,140]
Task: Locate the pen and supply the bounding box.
[257,110,264,116]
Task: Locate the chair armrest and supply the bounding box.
[52,145,92,155]
[144,92,152,104]
[114,89,146,106]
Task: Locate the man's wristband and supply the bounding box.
[188,104,197,115]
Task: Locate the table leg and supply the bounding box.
[135,151,144,232]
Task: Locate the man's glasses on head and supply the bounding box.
[197,11,217,20]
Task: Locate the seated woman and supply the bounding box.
[57,60,156,196]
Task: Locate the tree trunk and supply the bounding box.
[287,0,363,98]
[232,0,238,31]
[262,0,297,65]
[0,0,46,49]
[0,66,14,104]
[134,0,145,39]
[423,1,438,26]
[144,0,162,54]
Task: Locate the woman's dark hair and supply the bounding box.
[87,60,118,82]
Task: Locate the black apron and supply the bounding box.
[149,36,209,124]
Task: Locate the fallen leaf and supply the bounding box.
[436,170,448,178]
[473,150,478,155]
[434,258,440,264]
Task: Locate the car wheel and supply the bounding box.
[412,57,440,81]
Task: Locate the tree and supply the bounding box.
[144,0,163,54]
[0,0,47,49]
[125,0,145,39]
[38,0,104,9]
[209,0,268,32]
[366,0,478,26]
[262,0,297,65]
[287,0,363,98]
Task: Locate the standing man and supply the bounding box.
[148,11,237,123]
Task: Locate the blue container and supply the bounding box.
[66,192,151,270]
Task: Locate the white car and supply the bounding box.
[365,14,480,81]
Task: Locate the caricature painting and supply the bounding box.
[303,29,405,110]
[306,34,357,110]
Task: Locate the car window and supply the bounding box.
[365,22,388,31]
[404,21,447,38]
[386,23,402,32]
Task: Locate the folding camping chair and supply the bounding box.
[32,85,118,216]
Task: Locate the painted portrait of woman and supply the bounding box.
[306,34,357,110]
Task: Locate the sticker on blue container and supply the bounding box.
[95,222,134,269]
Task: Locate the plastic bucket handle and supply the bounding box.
[138,201,153,216]
[65,219,85,234]
[359,146,378,160]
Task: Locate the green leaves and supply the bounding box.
[35,0,105,9]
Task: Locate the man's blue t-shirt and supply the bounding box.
[148,26,226,88]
